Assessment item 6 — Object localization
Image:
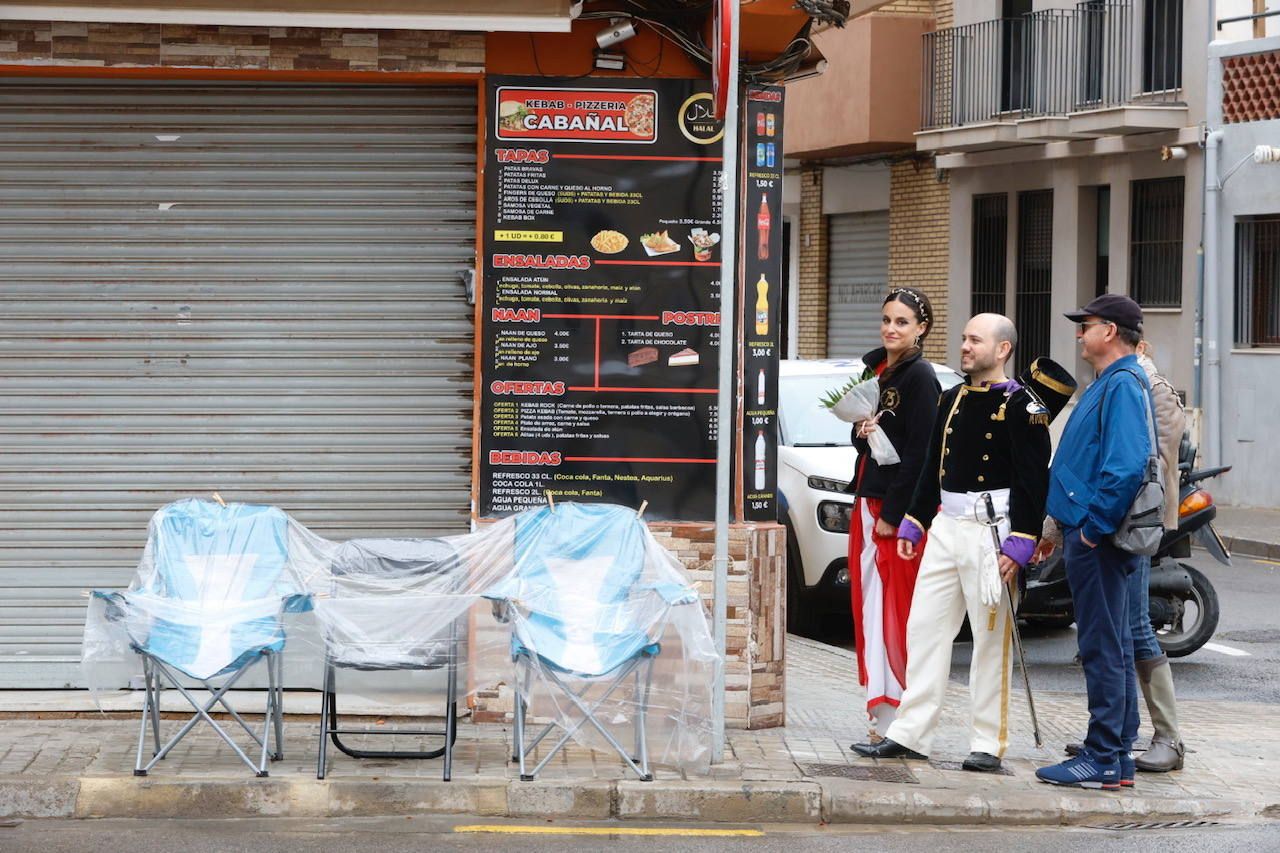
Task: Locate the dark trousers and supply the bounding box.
[1063,528,1139,764]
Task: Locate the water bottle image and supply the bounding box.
[754,430,767,491]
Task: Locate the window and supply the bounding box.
[1142,0,1183,94]
[1129,177,1184,307]
[1016,190,1053,377]
[1000,0,1032,113]
[971,194,1008,316]
[1235,217,1280,347]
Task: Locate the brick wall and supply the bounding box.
[888,156,951,363]
[879,0,935,16]
[0,20,484,72]
[879,0,951,24]
[796,166,829,359]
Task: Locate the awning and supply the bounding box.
[0,0,576,32]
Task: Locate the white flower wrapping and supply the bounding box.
[829,378,901,466]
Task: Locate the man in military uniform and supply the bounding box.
[851,313,1069,772]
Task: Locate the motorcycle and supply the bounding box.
[1020,434,1232,657]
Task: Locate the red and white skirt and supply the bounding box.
[849,496,925,715]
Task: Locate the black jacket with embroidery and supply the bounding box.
[903,379,1051,540]
[848,347,942,528]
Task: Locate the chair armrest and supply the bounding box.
[89,589,128,621]
[641,582,699,606]
[490,599,512,623]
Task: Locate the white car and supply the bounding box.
[777,358,962,636]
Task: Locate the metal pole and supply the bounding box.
[1204,128,1223,469]
[711,0,741,765]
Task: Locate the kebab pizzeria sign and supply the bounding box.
[495,86,658,144]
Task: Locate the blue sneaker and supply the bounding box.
[1036,751,1121,790]
[1120,752,1135,788]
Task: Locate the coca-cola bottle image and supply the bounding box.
[757,194,771,261]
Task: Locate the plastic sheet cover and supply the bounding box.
[83,499,720,773]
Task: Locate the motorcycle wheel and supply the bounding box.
[1155,564,1221,658]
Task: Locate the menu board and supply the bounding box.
[738,86,784,523]
[479,76,726,520]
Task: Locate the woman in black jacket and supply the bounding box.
[848,287,941,739]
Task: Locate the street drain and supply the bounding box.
[928,759,1013,777]
[1092,820,1222,831]
[802,763,918,784]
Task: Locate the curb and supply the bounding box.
[1220,535,1279,561]
[0,776,1268,827]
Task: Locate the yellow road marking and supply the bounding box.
[454,825,763,837]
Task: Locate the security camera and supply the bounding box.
[595,18,636,50]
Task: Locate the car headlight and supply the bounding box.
[817,501,853,533]
[807,475,850,493]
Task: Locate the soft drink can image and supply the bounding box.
[766,143,775,168]
[756,143,766,167]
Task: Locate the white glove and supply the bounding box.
[978,518,1011,610]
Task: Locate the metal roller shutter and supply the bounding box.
[826,210,889,359]
[0,80,478,688]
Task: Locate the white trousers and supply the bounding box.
[884,513,1014,758]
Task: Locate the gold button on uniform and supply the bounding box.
[985,432,993,440]
[947,428,953,435]
[982,454,989,461]
[977,475,985,482]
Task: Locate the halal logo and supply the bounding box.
[678,93,724,145]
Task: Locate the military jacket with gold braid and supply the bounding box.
[903,378,1051,540]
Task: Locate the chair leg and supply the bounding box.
[636,656,656,782]
[271,651,285,760]
[317,662,333,780]
[525,657,649,781]
[514,659,529,780]
[147,661,162,757]
[134,657,154,777]
[444,635,457,782]
[256,651,275,776]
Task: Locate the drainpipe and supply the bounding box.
[1203,128,1224,469]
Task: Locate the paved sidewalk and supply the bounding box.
[1215,504,1280,561]
[0,636,1276,827]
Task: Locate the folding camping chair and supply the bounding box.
[93,499,302,777]
[316,538,462,780]
[486,503,698,782]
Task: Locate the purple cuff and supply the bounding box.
[897,517,924,546]
[1000,535,1036,568]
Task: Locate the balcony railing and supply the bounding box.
[921,0,1184,132]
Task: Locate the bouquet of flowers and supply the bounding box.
[820,376,900,466]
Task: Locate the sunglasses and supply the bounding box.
[1076,320,1114,333]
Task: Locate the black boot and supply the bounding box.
[961,752,1002,772]
[850,738,927,760]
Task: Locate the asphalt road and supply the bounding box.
[825,552,1280,705]
[3,816,1277,853]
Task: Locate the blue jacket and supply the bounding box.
[1046,354,1152,545]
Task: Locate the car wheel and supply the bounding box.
[784,525,807,636]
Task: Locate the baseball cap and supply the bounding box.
[1063,293,1143,332]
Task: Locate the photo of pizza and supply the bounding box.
[625,94,655,138]
[590,230,629,254]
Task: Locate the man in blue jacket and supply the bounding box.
[1036,294,1152,791]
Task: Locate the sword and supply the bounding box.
[981,492,1043,749]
